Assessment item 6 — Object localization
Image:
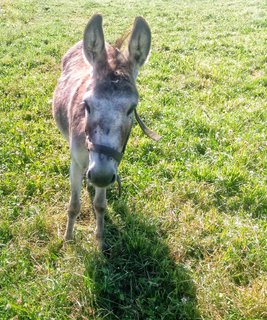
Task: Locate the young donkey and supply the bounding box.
[53,15,159,248]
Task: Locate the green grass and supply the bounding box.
[1,0,267,319]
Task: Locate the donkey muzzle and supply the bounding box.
[87,151,117,188]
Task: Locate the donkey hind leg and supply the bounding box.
[93,187,107,249]
[64,158,83,241]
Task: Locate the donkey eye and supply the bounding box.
[127,104,136,116]
[84,101,91,114]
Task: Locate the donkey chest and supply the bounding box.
[71,137,89,173]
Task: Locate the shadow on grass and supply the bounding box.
[77,199,200,320]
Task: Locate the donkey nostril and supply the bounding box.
[111,174,116,184]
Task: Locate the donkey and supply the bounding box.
[53,15,160,249]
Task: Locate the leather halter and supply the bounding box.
[86,110,161,195]
[86,110,161,163]
[134,110,161,142]
[87,141,123,163]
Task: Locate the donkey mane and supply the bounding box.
[113,28,132,50]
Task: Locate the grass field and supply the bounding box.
[1,0,267,319]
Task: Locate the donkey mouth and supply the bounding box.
[87,169,116,188]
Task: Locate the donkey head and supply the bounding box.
[83,15,151,188]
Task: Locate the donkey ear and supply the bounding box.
[83,14,106,66]
[127,17,151,74]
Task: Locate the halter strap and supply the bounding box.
[87,141,123,163]
[134,110,161,141]
[87,111,161,196]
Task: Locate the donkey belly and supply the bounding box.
[52,80,71,140]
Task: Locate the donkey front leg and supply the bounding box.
[93,187,107,249]
[64,158,83,241]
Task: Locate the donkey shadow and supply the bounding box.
[76,192,200,320]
